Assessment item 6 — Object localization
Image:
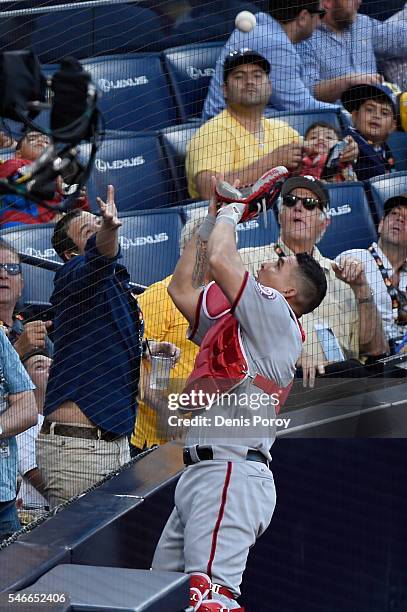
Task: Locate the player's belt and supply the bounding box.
[183,446,269,467]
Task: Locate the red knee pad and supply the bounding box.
[190,573,211,611]
[189,573,245,612]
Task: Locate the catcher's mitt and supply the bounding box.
[215,166,289,225]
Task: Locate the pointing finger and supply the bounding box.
[106,184,114,203]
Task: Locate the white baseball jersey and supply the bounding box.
[185,273,303,461]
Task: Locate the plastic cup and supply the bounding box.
[149,354,172,390]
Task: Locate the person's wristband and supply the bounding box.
[216,202,245,227]
[197,214,216,241]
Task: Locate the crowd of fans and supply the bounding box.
[0,0,406,555]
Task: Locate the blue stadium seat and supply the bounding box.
[93,5,166,56]
[318,182,378,258]
[81,54,178,131]
[268,108,344,137]
[0,147,15,162]
[163,43,223,121]
[118,210,184,286]
[366,171,407,219]
[82,133,176,212]
[0,223,57,306]
[32,8,94,64]
[160,122,201,201]
[388,132,407,172]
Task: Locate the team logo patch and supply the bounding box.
[256,283,277,300]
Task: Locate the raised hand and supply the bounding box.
[96,184,121,230]
[332,257,367,288]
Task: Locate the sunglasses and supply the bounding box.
[0,263,22,276]
[282,194,324,211]
[309,8,326,17]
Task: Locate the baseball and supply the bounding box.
[235,10,256,32]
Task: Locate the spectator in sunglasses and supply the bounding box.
[239,176,387,386]
[0,240,53,360]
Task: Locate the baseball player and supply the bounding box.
[152,172,327,611]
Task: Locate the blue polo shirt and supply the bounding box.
[298,16,407,96]
[0,332,35,502]
[203,11,333,120]
[44,235,143,436]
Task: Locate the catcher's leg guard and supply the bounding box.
[190,573,212,611]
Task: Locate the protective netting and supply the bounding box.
[0,0,406,560]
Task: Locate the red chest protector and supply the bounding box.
[184,281,298,413]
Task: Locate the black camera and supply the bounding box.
[0,50,101,207]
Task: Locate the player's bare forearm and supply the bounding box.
[168,233,202,325]
[192,237,209,289]
[207,218,246,305]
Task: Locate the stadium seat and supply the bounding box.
[0,223,57,306]
[268,108,344,137]
[0,147,15,162]
[93,5,166,56]
[160,122,201,201]
[387,132,407,172]
[81,54,178,132]
[82,133,176,212]
[32,8,94,64]
[118,210,184,286]
[163,43,223,121]
[366,171,407,219]
[318,182,378,258]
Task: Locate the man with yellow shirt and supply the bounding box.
[130,274,199,453]
[186,49,303,200]
[239,176,388,387]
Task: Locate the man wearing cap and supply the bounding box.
[239,176,388,386]
[336,194,407,353]
[203,0,336,120]
[187,49,303,200]
[298,0,407,104]
[341,83,398,181]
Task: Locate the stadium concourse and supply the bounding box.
[0,1,407,611]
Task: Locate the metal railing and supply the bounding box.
[19,252,147,293]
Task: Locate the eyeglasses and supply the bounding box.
[0,263,22,275]
[282,194,324,211]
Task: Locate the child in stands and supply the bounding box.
[301,121,357,182]
[341,83,397,181]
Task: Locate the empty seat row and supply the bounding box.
[3,175,407,309]
[34,44,224,130]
